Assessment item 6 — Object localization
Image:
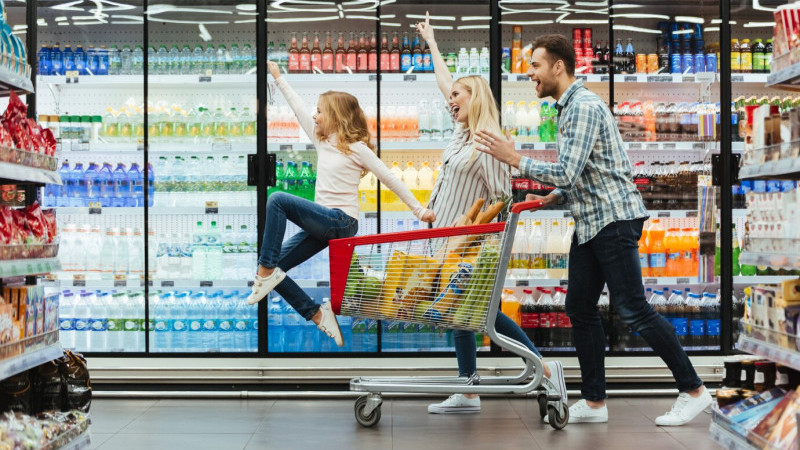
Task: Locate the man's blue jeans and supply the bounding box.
[566,218,703,401]
[259,192,358,320]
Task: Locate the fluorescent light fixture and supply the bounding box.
[37,18,47,26]
[146,6,234,15]
[406,14,455,21]
[705,27,720,32]
[11,30,25,35]
[379,14,396,19]
[73,20,105,25]
[499,20,555,25]
[12,24,27,31]
[266,15,339,22]
[675,16,704,24]
[111,20,142,24]
[611,13,670,20]
[575,1,608,6]
[198,23,212,41]
[271,0,338,13]
[57,22,70,26]
[347,14,378,20]
[380,0,396,5]
[50,1,84,12]
[556,12,569,22]
[236,4,256,11]
[457,25,490,30]
[744,21,776,28]
[753,0,777,12]
[381,22,401,26]
[112,15,143,21]
[71,14,109,20]
[55,16,68,22]
[502,9,568,16]
[559,19,607,24]
[462,16,492,21]
[711,19,736,24]
[672,29,692,35]
[338,10,344,18]
[612,3,643,8]
[149,19,230,24]
[234,19,256,24]
[614,24,661,34]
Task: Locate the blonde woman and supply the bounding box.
[247,61,435,347]
[416,13,566,414]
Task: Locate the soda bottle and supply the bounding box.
[520,289,538,337]
[639,229,650,277]
[646,219,666,277]
[664,228,680,277]
[713,224,721,277]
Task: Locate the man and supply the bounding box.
[474,34,711,426]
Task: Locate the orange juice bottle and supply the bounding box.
[664,228,681,277]
[683,227,699,277]
[501,289,522,325]
[647,219,666,277]
[639,230,650,277]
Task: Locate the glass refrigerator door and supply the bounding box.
[265,1,378,354]
[37,1,147,354]
[376,1,492,354]
[146,2,258,354]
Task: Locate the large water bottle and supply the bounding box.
[206,221,222,280]
[122,291,141,352]
[131,45,143,74]
[171,292,189,352]
[98,162,113,207]
[108,45,120,75]
[167,45,180,74]
[154,233,168,278]
[106,292,125,352]
[73,45,86,75]
[192,44,204,74]
[97,45,109,75]
[267,297,284,352]
[59,291,76,349]
[186,292,204,351]
[203,291,221,351]
[114,228,130,277]
[215,45,229,74]
[242,43,255,73]
[98,228,115,278]
[179,45,191,75]
[350,319,365,353]
[152,292,171,352]
[217,292,236,352]
[238,292,257,351]
[430,99,443,141]
[120,45,131,74]
[86,46,98,75]
[180,233,194,279]
[203,45,216,73]
[229,44,241,74]
[73,291,92,352]
[50,43,64,75]
[111,163,128,207]
[83,163,100,206]
[146,163,154,207]
[37,45,50,75]
[128,163,144,207]
[283,301,302,352]
[68,163,84,206]
[88,291,108,352]
[62,45,75,73]
[54,162,70,207]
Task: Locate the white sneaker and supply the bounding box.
[547,399,608,423]
[546,361,568,404]
[316,302,344,347]
[427,394,481,414]
[247,268,286,305]
[655,386,713,426]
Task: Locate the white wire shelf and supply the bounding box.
[0,161,61,185]
[0,341,62,381]
[502,72,762,84]
[766,62,800,91]
[38,74,257,87]
[53,206,254,215]
[0,257,61,278]
[58,141,255,154]
[42,277,324,290]
[0,65,33,95]
[739,157,800,181]
[739,251,800,271]
[504,275,795,288]
[266,141,738,153]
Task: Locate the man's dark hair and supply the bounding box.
[531,34,576,76]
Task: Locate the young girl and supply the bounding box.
[248,61,435,347]
[415,14,566,414]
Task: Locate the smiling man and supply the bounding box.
[474,34,712,426]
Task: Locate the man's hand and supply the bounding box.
[267,60,281,79]
[416,11,435,45]
[526,193,558,206]
[475,129,522,168]
[421,209,436,223]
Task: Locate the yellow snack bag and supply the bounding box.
[419,255,477,324]
[377,251,438,318]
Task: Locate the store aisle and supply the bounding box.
[87,397,715,449]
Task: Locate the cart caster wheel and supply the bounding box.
[537,395,548,419]
[354,396,382,428]
[548,404,569,430]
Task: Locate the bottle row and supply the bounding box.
[500,101,559,144]
[44,162,153,208]
[37,43,257,76]
[358,161,440,210]
[508,221,574,281]
[271,31,490,75]
[57,289,258,353]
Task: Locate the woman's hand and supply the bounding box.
[421,209,436,223]
[415,11,435,45]
[268,60,282,79]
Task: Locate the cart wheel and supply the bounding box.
[354,396,382,428]
[537,395,548,419]
[547,404,569,430]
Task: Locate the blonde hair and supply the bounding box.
[452,76,503,162]
[317,91,376,158]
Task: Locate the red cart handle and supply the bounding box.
[510,199,545,214]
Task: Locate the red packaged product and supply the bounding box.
[25,119,44,154]
[0,206,12,245]
[0,123,12,148]
[7,207,27,246]
[7,122,32,152]
[41,128,56,156]
[42,209,56,244]
[23,202,47,244]
[2,91,27,125]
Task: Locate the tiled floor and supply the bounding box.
[86,397,717,450]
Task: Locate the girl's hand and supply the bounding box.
[268,60,282,79]
[421,209,436,223]
[416,11,435,45]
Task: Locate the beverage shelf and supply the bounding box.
[739,158,800,180]
[38,74,257,87]
[0,161,61,185]
[377,209,745,221]
[766,63,800,91]
[505,275,795,288]
[0,257,60,278]
[504,73,726,84]
[739,251,800,271]
[42,277,324,290]
[710,407,758,450]
[0,342,62,381]
[0,66,33,96]
[738,321,800,372]
[59,141,255,154]
[53,206,254,215]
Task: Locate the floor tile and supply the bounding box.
[120,405,267,434]
[97,433,253,450]
[87,433,114,450]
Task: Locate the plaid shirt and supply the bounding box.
[520,80,648,245]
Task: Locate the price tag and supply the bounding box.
[731,75,744,82]
[199,76,212,83]
[279,144,293,151]
[368,74,380,81]
[211,142,232,152]
[113,274,127,288]
[516,280,529,287]
[200,281,213,287]
[576,75,587,81]
[520,144,536,150]
[501,75,509,81]
[316,280,330,287]
[644,278,657,284]
[559,279,569,287]
[663,143,677,150]
[686,211,698,218]
[136,140,145,152]
[364,212,378,219]
[205,201,219,214]
[161,280,174,287]
[646,143,659,150]
[624,76,638,82]
[647,76,673,83]
[682,76,696,83]
[140,274,148,287]
[545,143,557,150]
[563,211,573,218]
[305,144,315,151]
[247,280,254,287]
[628,143,642,150]
[403,74,417,82]
[692,142,705,150]
[601,76,610,82]
[657,211,670,218]
[65,70,79,83]
[677,278,691,284]
[43,273,57,282]
[72,274,86,287]
[88,202,102,214]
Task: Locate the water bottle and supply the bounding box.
[233,295,249,352]
[203,291,220,351]
[216,292,235,352]
[88,291,107,352]
[222,225,236,279]
[152,292,170,352]
[127,163,143,207]
[180,233,194,279]
[283,300,302,352]
[203,45,216,73]
[365,319,378,351]
[55,162,70,207]
[119,45,132,75]
[86,46,98,75]
[229,44,242,74]
[243,292,259,352]
[191,221,207,279]
[74,292,92,352]
[131,45,143,75]
[192,44,204,74]
[171,292,189,352]
[106,292,125,352]
[167,45,180,74]
[268,297,284,352]
[97,45,109,75]
[37,45,50,75]
[83,163,99,206]
[63,44,75,73]
[108,45,120,75]
[179,45,191,75]
[98,162,113,207]
[430,100,443,141]
[123,291,142,352]
[50,43,64,75]
[59,291,75,349]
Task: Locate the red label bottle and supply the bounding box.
[299,32,311,73]
[390,32,400,72]
[368,32,378,72]
[334,32,345,73]
[288,32,299,73]
[322,32,334,73]
[357,33,368,73]
[346,32,357,73]
[310,32,322,73]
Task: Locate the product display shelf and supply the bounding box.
[38,74,256,87]
[739,251,800,271]
[378,209,747,220]
[766,62,800,91]
[738,321,800,373]
[710,406,758,450]
[266,141,740,153]
[0,341,62,381]
[54,430,90,450]
[0,161,61,186]
[506,275,797,288]
[42,277,258,290]
[0,257,60,278]
[738,157,800,180]
[503,73,724,84]
[0,65,33,96]
[58,141,255,155]
[53,206,254,216]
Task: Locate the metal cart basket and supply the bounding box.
[329,200,569,429]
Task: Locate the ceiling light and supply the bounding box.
[50,1,84,12]
[37,18,47,26]
[559,19,607,24]
[150,19,230,24]
[271,0,337,13]
[338,10,344,18]
[379,14,396,19]
[380,0,396,5]
[12,24,27,31]
[612,3,643,8]
[111,20,143,24]
[705,27,719,32]
[462,16,492,21]
[675,16,704,24]
[743,21,776,27]
[55,16,68,22]
[236,4,256,11]
[381,22,401,26]
[499,20,555,25]
[73,20,105,25]
[347,14,378,20]
[575,1,607,6]
[556,12,569,22]
[614,24,661,34]
[406,14,455,21]
[234,19,256,24]
[146,5,234,16]
[72,14,108,20]
[611,13,670,20]
[111,15,142,21]
[457,25,489,30]
[672,29,692,35]
[238,11,257,16]
[266,15,339,23]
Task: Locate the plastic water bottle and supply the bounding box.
[121,291,140,351]
[111,163,127,207]
[50,43,64,75]
[119,45,131,74]
[171,292,189,352]
[74,292,92,352]
[240,292,258,352]
[107,45,120,75]
[222,225,237,279]
[59,291,76,349]
[203,291,220,351]
[418,99,430,141]
[178,45,191,75]
[62,45,75,73]
[88,291,107,352]
[191,44,203,74]
[106,292,125,352]
[68,163,84,206]
[191,221,207,279]
[203,45,216,73]
[233,295,249,352]
[98,162,113,207]
[184,292,203,351]
[98,45,109,75]
[166,45,179,74]
[180,233,193,279]
[128,163,144,207]
[146,163,154,207]
[430,100,443,141]
[131,45,143,74]
[229,44,242,74]
[153,292,171,352]
[217,292,236,352]
[54,162,70,207]
[83,163,99,206]
[86,46,98,75]
[268,297,284,352]
[283,300,302,352]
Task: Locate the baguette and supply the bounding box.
[476,201,505,224]
[465,198,485,223]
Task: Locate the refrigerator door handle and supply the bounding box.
[249,153,276,187]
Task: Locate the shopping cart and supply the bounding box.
[329,200,569,430]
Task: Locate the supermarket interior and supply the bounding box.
[2,0,800,448]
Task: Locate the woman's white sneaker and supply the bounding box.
[546,399,608,423]
[247,268,286,305]
[655,387,713,426]
[427,394,481,414]
[316,302,344,347]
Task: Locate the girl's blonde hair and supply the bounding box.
[317,91,376,159]
[452,75,503,161]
